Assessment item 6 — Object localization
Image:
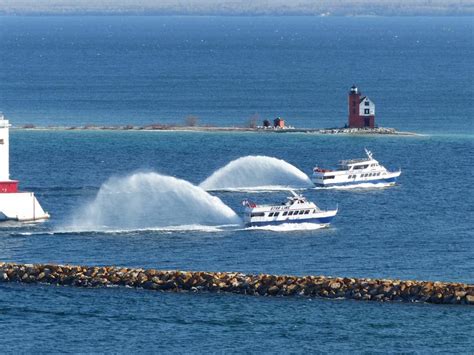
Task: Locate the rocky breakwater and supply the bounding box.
[0,262,472,305]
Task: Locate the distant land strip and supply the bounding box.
[1,262,472,305]
[12,125,421,136]
[1,0,473,17]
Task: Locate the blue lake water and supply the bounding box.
[1,16,473,133]
[0,16,473,353]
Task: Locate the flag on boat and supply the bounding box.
[242,199,257,208]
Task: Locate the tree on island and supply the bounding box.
[246,113,260,128]
[184,115,199,127]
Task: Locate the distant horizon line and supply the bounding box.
[1,13,473,17]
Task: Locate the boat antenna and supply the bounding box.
[289,190,299,197]
[364,147,373,159]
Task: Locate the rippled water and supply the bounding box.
[1,283,473,353]
[0,16,473,352]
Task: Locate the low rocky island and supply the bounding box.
[1,262,472,305]
[14,124,420,136]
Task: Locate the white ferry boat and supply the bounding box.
[312,149,401,187]
[242,191,337,227]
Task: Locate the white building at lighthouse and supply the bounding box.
[0,114,49,222]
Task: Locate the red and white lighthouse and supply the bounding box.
[0,114,49,222]
[348,85,376,128]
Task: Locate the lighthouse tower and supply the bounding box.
[348,85,376,128]
[0,114,49,222]
[0,115,18,192]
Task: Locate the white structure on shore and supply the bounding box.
[0,114,49,222]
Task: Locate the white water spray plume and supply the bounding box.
[67,172,242,231]
[200,155,313,191]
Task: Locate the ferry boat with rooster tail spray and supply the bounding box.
[242,191,337,227]
[312,148,401,187]
[0,114,49,222]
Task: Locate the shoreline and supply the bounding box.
[1,261,472,305]
[11,125,422,136]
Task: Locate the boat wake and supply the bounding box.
[209,186,308,193]
[200,156,313,191]
[11,224,239,237]
[63,172,242,232]
[245,223,329,232]
[314,182,396,190]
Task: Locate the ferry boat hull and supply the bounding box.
[245,211,337,227]
[313,172,400,187]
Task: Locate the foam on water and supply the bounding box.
[208,186,308,193]
[314,182,396,190]
[65,172,242,232]
[245,223,328,232]
[200,156,313,191]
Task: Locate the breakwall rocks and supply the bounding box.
[0,262,472,305]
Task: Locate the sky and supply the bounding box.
[0,0,473,16]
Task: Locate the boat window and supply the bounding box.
[283,211,288,216]
[251,212,265,217]
[299,210,304,215]
[288,211,294,216]
[323,175,335,180]
[273,212,280,217]
[353,164,369,170]
[304,210,310,214]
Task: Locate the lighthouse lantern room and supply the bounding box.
[348,85,376,128]
[0,114,49,222]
